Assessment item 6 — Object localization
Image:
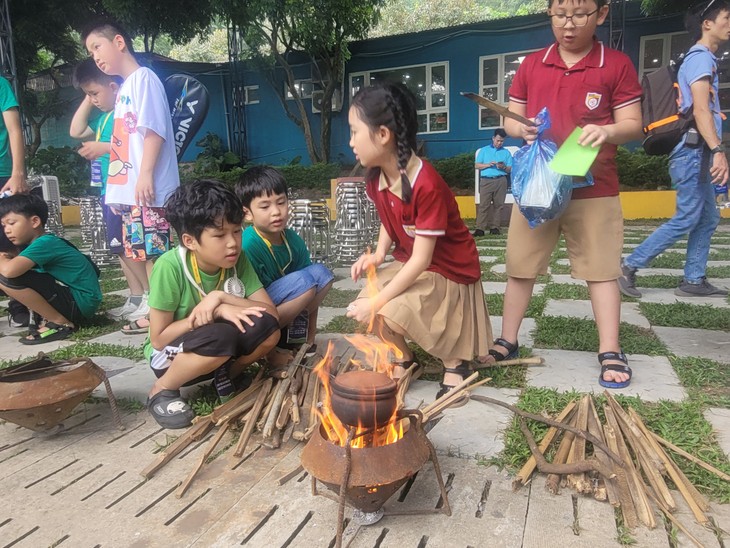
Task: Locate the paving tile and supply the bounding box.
[0,336,74,361]
[404,383,520,459]
[543,299,650,328]
[526,349,686,402]
[488,316,536,348]
[316,306,349,328]
[478,255,500,263]
[333,277,365,291]
[704,408,730,459]
[482,281,545,296]
[635,287,730,308]
[90,356,155,402]
[88,329,148,346]
[653,326,730,364]
[550,274,586,286]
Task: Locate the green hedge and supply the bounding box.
[616,146,671,190]
[185,163,341,194]
[430,152,476,190]
[28,146,94,198]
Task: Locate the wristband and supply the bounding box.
[711,145,726,154]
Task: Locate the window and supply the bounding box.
[640,32,730,113]
[285,79,314,100]
[244,85,259,105]
[478,49,538,129]
[349,62,449,134]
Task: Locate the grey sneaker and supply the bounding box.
[675,278,729,297]
[617,260,641,298]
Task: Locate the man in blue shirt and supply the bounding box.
[619,0,729,298]
[473,128,513,236]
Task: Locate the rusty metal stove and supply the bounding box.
[300,370,451,547]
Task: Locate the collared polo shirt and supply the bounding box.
[476,145,513,178]
[368,154,482,284]
[509,40,642,199]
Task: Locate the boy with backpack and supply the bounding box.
[619,0,730,298]
[0,194,102,344]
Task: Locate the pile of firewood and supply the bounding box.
[503,392,730,543]
[141,344,330,496]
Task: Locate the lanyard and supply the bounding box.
[96,112,113,142]
[254,226,292,275]
[189,250,226,300]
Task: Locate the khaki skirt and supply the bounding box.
[358,261,493,362]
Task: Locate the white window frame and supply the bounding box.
[348,62,450,134]
[244,85,259,105]
[639,31,730,113]
[285,79,314,100]
[478,48,539,131]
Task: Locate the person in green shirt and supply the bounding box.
[145,180,280,429]
[0,194,102,344]
[235,166,334,367]
[70,58,149,323]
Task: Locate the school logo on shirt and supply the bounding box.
[585,92,602,111]
[402,224,416,238]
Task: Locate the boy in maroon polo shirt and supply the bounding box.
[488,0,643,389]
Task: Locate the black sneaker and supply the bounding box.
[489,228,501,235]
[675,278,728,297]
[617,260,641,298]
[7,300,29,328]
[471,229,485,237]
[147,389,194,429]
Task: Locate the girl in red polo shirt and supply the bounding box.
[345,83,492,402]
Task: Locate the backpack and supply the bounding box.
[641,51,700,156]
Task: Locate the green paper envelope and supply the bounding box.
[549,126,600,177]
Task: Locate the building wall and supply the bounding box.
[241,4,687,165]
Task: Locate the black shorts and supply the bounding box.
[0,270,83,324]
[150,313,279,378]
[102,203,124,254]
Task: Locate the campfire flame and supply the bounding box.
[314,259,406,448]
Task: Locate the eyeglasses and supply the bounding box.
[549,9,599,27]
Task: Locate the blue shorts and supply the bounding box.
[102,203,124,254]
[266,264,334,306]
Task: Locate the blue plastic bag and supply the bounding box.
[512,107,573,228]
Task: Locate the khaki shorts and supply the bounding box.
[505,196,623,282]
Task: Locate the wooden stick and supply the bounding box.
[470,394,623,467]
[606,394,665,473]
[546,428,575,495]
[472,356,544,369]
[421,372,478,420]
[513,399,577,489]
[629,407,710,519]
[651,432,730,482]
[256,381,278,431]
[211,372,265,424]
[298,368,311,407]
[213,393,258,426]
[232,378,273,461]
[275,399,293,431]
[281,419,295,443]
[604,405,656,529]
[604,422,638,529]
[140,417,213,479]
[277,464,304,486]
[177,422,231,498]
[262,347,309,439]
[293,370,318,441]
[586,397,619,507]
[567,395,590,493]
[465,376,493,391]
[645,489,706,548]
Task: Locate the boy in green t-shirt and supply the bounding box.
[235,166,334,366]
[0,194,102,344]
[145,180,280,429]
[70,58,148,322]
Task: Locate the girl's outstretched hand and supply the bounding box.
[351,252,383,281]
[345,298,374,323]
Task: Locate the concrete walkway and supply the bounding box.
[1,223,729,547]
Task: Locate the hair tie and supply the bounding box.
[399,168,407,175]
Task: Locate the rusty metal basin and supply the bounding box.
[300,421,431,513]
[0,356,107,432]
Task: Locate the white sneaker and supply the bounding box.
[125,294,150,321]
[107,296,140,319]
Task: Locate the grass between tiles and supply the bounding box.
[490,387,730,502]
[639,302,730,332]
[669,356,730,408]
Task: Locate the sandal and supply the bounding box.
[435,361,471,407]
[19,322,76,345]
[488,338,519,362]
[392,359,423,382]
[121,317,149,335]
[598,351,632,389]
[147,389,195,429]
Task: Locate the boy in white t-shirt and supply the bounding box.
[82,19,180,333]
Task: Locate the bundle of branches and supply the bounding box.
[494,392,730,544]
[140,344,329,497]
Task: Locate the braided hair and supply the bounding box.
[351,83,419,203]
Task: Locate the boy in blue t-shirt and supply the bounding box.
[0,194,102,344]
[235,166,334,366]
[70,58,149,321]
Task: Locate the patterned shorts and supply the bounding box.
[121,206,171,262]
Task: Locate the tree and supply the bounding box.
[169,27,228,63]
[224,0,385,164]
[640,0,686,16]
[101,0,215,53]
